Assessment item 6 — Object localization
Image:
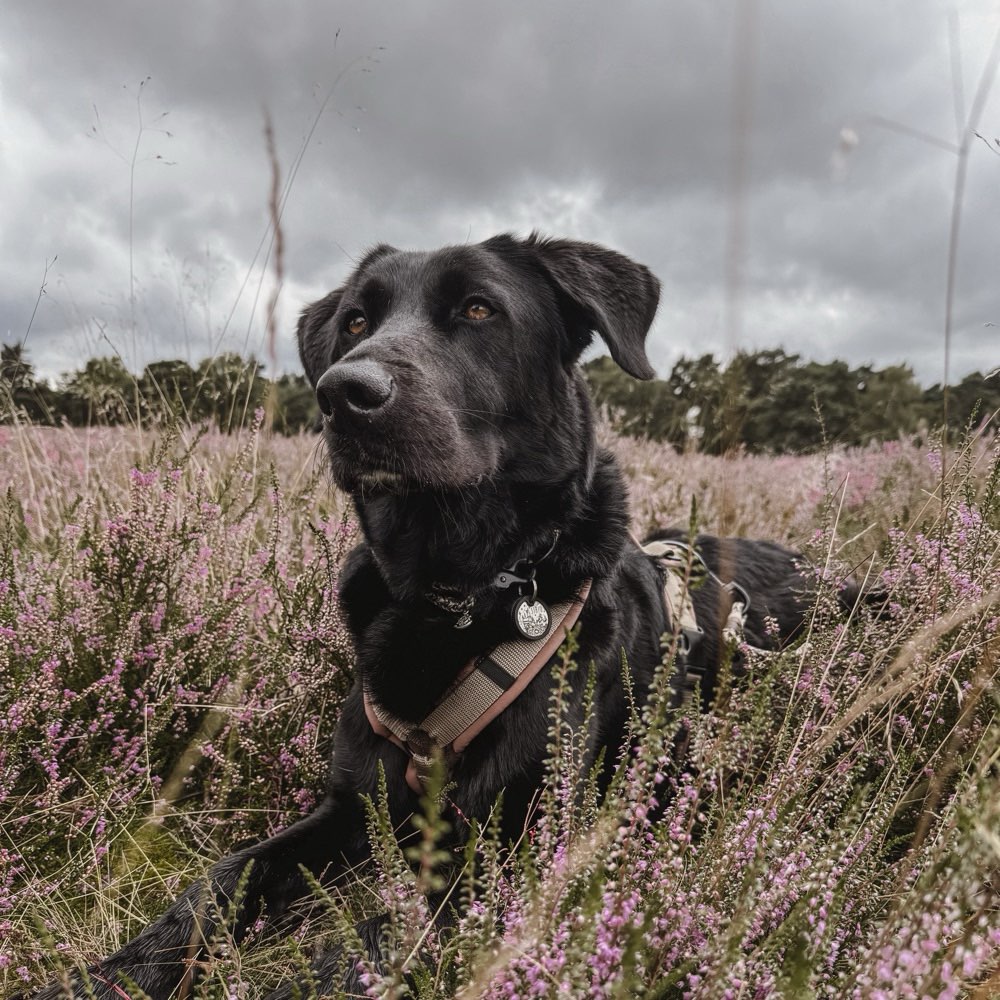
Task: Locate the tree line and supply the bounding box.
[2,341,996,451]
[583,350,998,453]
[1,343,316,434]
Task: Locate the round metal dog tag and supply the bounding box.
[513,597,551,639]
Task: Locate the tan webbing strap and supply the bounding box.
[365,579,592,792]
[641,538,749,646]
[639,536,753,708]
[723,600,747,643]
[640,538,709,708]
[640,539,703,648]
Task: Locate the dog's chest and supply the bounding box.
[358,606,501,723]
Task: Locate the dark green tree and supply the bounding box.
[664,354,725,452]
[582,356,684,442]
[271,373,319,434]
[725,350,800,453]
[140,359,198,424]
[1,342,35,423]
[62,357,138,425]
[923,371,1000,434]
[854,364,923,442]
[193,353,267,430]
[1,342,34,392]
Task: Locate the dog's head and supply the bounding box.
[297,233,660,493]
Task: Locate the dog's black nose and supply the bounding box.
[315,360,394,418]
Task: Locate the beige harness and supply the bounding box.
[364,537,750,792]
[365,580,592,792]
[640,539,705,654]
[641,536,750,706]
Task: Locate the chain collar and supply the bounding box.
[426,530,561,629]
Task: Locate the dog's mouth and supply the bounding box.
[315,351,508,495]
[330,447,494,496]
[322,405,502,494]
[317,369,509,494]
[326,437,489,494]
[343,464,490,495]
[330,450,407,492]
[356,468,405,489]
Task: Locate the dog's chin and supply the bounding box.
[352,469,407,491]
[327,431,501,496]
[332,459,495,496]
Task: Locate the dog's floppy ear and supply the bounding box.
[527,234,659,380]
[297,289,344,388]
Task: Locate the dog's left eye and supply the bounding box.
[345,313,368,336]
[462,300,493,321]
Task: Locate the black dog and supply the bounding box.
[34,235,818,999]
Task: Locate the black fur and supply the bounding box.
[33,234,823,999]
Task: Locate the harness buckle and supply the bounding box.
[679,625,704,657]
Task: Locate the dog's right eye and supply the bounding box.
[462,299,493,321]
[345,313,368,336]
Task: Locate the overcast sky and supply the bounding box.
[3,1,999,387]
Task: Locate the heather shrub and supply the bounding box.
[0,419,355,981]
[2,421,998,998]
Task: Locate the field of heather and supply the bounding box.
[2,420,999,998]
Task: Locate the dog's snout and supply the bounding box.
[316,361,394,419]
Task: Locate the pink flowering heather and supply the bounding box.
[1,421,356,982]
[2,421,999,997]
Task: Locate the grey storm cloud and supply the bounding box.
[1,0,998,386]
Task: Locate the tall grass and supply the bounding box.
[1,420,998,997]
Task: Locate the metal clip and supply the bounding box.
[493,569,529,590]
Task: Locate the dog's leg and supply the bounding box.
[32,790,368,1000]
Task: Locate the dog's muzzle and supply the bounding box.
[315,359,395,422]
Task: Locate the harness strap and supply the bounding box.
[639,536,750,707]
[641,539,705,656]
[365,580,592,793]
